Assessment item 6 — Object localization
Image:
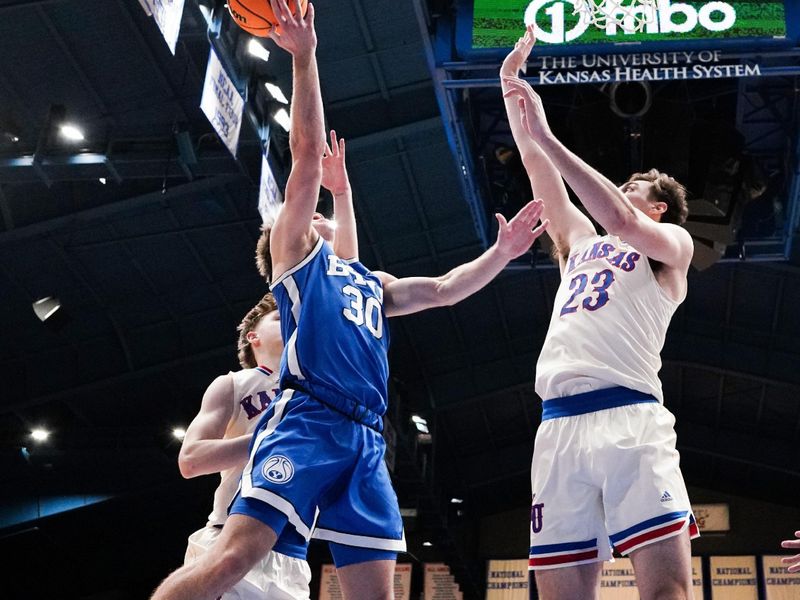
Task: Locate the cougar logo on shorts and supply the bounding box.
[262,455,294,484]
[531,502,544,534]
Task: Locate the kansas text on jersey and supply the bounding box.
[536,234,684,402]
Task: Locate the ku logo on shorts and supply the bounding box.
[531,500,544,534]
[263,455,295,484]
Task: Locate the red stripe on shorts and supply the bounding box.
[615,519,685,554]
[529,549,598,567]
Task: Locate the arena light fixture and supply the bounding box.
[273,108,291,132]
[450,497,464,504]
[248,39,271,63]
[423,541,433,547]
[32,296,61,322]
[172,427,186,440]
[30,428,50,442]
[98,177,107,185]
[264,82,288,104]
[59,123,85,142]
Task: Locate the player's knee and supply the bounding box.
[641,579,691,600]
[210,547,255,586]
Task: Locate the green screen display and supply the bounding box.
[472,0,787,48]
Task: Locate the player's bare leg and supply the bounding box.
[629,529,693,600]
[337,559,395,600]
[151,514,278,600]
[533,562,602,600]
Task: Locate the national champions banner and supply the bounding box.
[200,48,244,158]
[710,555,758,600]
[600,557,638,600]
[486,559,528,599]
[763,555,800,600]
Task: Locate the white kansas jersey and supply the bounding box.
[207,366,280,526]
[536,234,683,403]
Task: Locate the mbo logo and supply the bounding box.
[262,455,295,484]
[524,0,737,44]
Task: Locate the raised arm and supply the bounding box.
[501,26,594,258]
[178,374,251,478]
[321,130,358,261]
[504,76,693,273]
[380,200,549,317]
[269,0,326,279]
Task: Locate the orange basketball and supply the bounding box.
[228,0,309,38]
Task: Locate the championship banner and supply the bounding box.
[139,0,185,55]
[394,563,412,600]
[486,559,528,599]
[692,556,704,598]
[200,48,244,158]
[763,555,800,600]
[710,556,757,600]
[425,563,462,600]
[319,564,343,600]
[600,558,638,600]
[258,153,282,223]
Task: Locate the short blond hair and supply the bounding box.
[236,293,278,368]
[255,225,272,283]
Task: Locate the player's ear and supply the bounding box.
[652,201,667,216]
[246,331,259,346]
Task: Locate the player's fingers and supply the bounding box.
[339,137,346,157]
[330,130,338,153]
[305,1,315,25]
[781,553,800,563]
[270,0,287,22]
[495,213,508,229]
[532,218,550,237]
[324,142,333,158]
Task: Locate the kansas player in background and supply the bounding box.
[179,294,311,599]
[502,27,697,600]
[151,1,548,599]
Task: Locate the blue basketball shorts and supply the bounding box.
[229,388,406,567]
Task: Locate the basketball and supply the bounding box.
[228,0,309,38]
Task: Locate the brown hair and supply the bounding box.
[255,225,272,283]
[627,169,689,225]
[236,293,278,368]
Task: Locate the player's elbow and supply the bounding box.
[178,449,200,479]
[290,134,325,162]
[604,208,638,238]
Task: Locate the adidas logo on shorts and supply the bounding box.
[660,490,673,503]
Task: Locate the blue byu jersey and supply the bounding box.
[270,237,390,424]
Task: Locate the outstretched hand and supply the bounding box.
[501,24,536,76]
[502,76,552,143]
[269,0,316,60]
[321,130,350,196]
[495,199,549,258]
[781,531,800,572]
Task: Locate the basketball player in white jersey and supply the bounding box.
[502,27,697,599]
[179,293,311,600]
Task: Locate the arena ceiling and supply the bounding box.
[0,0,799,597]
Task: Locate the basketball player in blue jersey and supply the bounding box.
[150,2,548,599]
[502,27,697,600]
[171,122,359,599]
[179,294,311,599]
